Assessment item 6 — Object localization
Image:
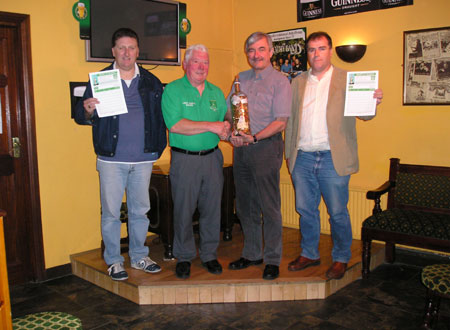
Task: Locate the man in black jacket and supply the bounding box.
[74,28,166,281]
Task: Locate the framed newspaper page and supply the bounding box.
[403,26,450,105]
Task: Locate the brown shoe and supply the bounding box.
[287,256,320,271]
[326,262,347,279]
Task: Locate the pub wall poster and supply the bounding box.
[268,28,307,83]
[297,0,414,22]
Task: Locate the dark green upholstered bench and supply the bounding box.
[361,158,450,279]
[421,264,450,329]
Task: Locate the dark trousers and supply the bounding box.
[170,148,224,262]
[233,133,283,265]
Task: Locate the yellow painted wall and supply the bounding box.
[232,0,450,189]
[1,0,449,268]
[0,0,234,268]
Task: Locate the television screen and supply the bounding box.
[86,0,180,66]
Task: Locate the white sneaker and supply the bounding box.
[131,256,161,273]
[107,262,128,281]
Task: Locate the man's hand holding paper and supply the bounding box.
[89,69,128,118]
[344,71,381,116]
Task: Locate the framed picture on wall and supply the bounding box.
[403,26,450,105]
[268,28,307,83]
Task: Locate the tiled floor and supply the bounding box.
[10,249,450,330]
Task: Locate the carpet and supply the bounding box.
[12,311,82,329]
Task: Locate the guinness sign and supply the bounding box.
[297,0,413,22]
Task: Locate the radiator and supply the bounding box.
[280,179,387,240]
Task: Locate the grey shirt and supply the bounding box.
[227,65,292,135]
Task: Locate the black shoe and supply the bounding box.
[202,259,223,275]
[228,257,263,270]
[175,261,191,279]
[263,264,279,280]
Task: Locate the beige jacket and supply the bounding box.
[285,66,374,176]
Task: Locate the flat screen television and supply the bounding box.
[86,0,180,66]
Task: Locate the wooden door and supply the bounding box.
[0,12,45,284]
[0,212,13,330]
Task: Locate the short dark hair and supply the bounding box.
[306,31,332,49]
[111,28,139,48]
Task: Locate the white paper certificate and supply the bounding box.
[89,69,128,118]
[344,71,378,116]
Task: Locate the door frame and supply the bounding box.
[1,11,45,282]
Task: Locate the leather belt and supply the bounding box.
[171,146,218,156]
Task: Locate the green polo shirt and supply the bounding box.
[162,75,227,151]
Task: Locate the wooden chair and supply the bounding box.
[361,158,450,279]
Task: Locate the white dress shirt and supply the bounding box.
[298,66,333,152]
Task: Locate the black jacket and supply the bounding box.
[74,64,167,158]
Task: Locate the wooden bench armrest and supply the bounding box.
[366,181,393,200]
[366,181,394,214]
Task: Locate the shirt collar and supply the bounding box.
[113,62,140,80]
[308,65,333,82]
[251,64,275,80]
[182,75,210,92]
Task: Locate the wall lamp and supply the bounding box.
[335,44,367,63]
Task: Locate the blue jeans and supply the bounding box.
[291,151,352,263]
[97,160,153,265]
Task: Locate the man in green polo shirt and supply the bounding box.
[162,44,230,279]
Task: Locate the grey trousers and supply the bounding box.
[170,148,224,263]
[233,133,283,266]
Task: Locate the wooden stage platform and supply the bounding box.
[70,227,384,305]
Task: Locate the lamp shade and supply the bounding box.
[335,44,367,63]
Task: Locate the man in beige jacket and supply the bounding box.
[284,31,383,279]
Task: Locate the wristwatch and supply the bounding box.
[253,134,258,144]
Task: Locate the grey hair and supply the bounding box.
[245,32,273,52]
[184,44,209,63]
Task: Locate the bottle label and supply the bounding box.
[231,95,247,105]
[237,115,249,131]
